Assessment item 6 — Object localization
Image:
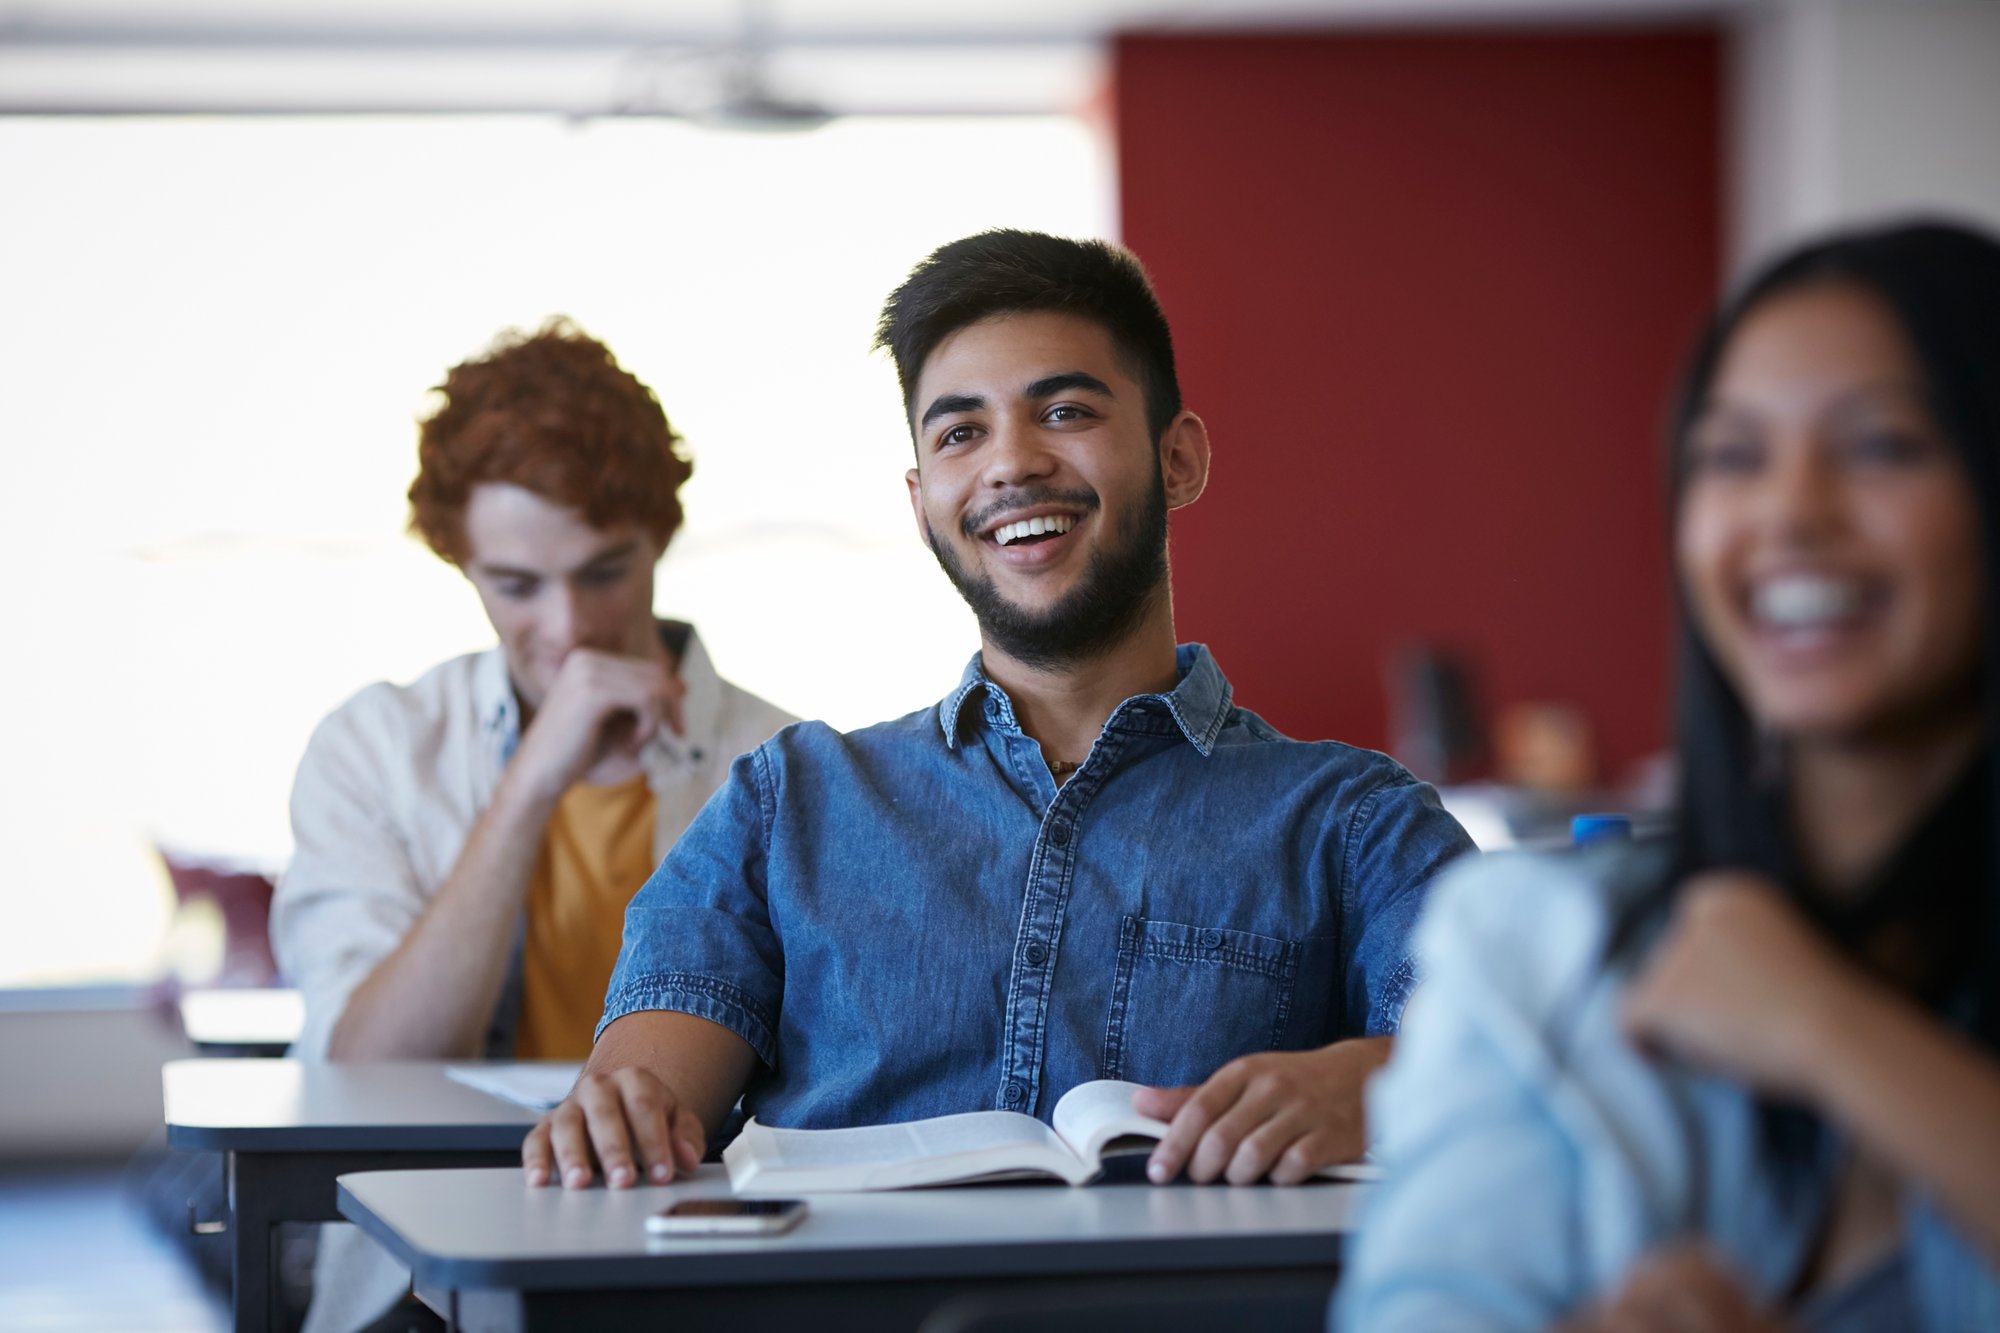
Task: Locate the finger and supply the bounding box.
[1267,1127,1347,1186]
[656,675,687,738]
[547,1102,598,1190]
[1130,1084,1196,1120]
[1620,984,1656,1042]
[614,1074,679,1184]
[1159,1065,1264,1184]
[575,1079,640,1189]
[1224,1113,1313,1186]
[669,1101,708,1176]
[1669,1255,1761,1330]
[1147,1070,1244,1183]
[622,701,660,756]
[1612,1251,1741,1333]
[521,1120,554,1187]
[1194,1082,1294,1184]
[1620,970,1675,1046]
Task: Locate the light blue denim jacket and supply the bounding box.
[1337,846,2000,1332]
[599,644,1473,1128]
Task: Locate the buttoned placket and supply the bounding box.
[988,694,1135,1117]
[939,650,1231,1117]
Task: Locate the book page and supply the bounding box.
[1051,1080,1170,1166]
[1049,1080,1384,1182]
[910,1112,1067,1159]
[727,1112,1093,1193]
[761,1112,1058,1168]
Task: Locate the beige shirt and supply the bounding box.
[273,624,796,1058]
[271,624,795,1333]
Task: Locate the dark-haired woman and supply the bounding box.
[1338,221,2000,1331]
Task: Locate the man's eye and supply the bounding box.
[498,580,538,600]
[939,424,979,449]
[581,566,628,587]
[1045,404,1090,423]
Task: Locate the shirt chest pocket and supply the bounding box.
[1098,915,1304,1087]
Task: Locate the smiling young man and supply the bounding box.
[272,320,795,1333]
[524,231,1473,1193]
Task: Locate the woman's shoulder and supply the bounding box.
[1414,841,1670,1026]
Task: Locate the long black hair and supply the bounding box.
[1664,220,2000,1053]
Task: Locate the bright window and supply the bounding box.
[0,114,1111,987]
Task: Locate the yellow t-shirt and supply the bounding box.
[513,774,657,1061]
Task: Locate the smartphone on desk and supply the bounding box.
[646,1198,808,1237]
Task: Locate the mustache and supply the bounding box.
[959,486,1101,540]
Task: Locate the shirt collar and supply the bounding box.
[474,643,519,750]
[935,642,1233,757]
[657,622,725,765]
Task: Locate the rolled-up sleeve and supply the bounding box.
[598,745,784,1067]
[271,689,429,1059]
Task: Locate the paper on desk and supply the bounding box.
[445,1062,584,1111]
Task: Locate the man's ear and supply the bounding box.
[906,466,933,546]
[1158,411,1211,510]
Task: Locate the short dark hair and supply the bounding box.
[874,230,1183,442]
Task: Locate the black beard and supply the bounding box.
[927,468,1170,671]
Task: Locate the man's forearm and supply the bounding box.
[328,771,558,1059]
[588,1010,760,1141]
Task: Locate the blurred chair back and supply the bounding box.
[157,849,280,988]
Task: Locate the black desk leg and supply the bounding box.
[227,1147,524,1333]
[226,1152,282,1333]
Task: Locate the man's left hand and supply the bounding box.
[1132,1038,1388,1185]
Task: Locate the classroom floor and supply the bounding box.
[0,1161,226,1333]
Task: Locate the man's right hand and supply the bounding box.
[523,1065,706,1189]
[510,649,687,802]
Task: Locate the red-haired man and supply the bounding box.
[271,320,794,1333]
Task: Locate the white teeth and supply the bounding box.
[1753,575,1869,628]
[994,514,1077,546]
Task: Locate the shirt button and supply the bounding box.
[1024,941,1048,965]
[1003,1081,1025,1105]
[1200,928,1224,951]
[1050,824,1071,847]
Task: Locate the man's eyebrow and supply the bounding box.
[577,540,640,569]
[477,540,640,581]
[920,392,985,429]
[1024,371,1114,401]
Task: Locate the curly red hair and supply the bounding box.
[408,319,692,563]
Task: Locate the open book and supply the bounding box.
[724,1079,1383,1194]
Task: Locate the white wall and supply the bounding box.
[1730,0,2000,273]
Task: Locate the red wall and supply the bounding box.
[1115,29,1720,783]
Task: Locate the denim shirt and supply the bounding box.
[600,644,1473,1129]
[1336,846,2000,1332]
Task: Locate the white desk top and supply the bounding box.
[339,1164,1363,1290]
[163,1059,547,1152]
[178,987,304,1048]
